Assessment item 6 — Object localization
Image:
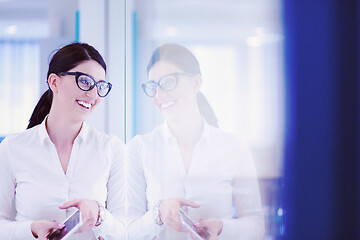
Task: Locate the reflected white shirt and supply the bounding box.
[0,119,126,240]
[127,121,265,240]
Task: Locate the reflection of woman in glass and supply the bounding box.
[0,42,125,240]
[128,44,264,240]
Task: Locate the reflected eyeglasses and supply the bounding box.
[59,71,112,97]
[141,72,194,97]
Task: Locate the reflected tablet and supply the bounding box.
[180,210,209,240]
[48,209,82,240]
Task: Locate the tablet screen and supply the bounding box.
[48,210,81,240]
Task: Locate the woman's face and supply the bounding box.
[52,60,106,123]
[148,61,200,122]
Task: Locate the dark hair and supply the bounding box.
[197,92,219,128]
[27,42,106,129]
[147,43,218,128]
[147,43,201,75]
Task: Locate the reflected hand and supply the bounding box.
[31,220,64,240]
[193,218,223,240]
[59,199,99,233]
[159,198,200,232]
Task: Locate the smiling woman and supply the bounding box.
[27,43,109,129]
[46,60,107,125]
[0,42,127,240]
[127,44,264,240]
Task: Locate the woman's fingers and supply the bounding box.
[178,198,200,208]
[194,218,203,227]
[159,198,201,232]
[193,218,222,240]
[51,221,65,230]
[59,199,81,209]
[31,220,65,240]
[58,199,99,233]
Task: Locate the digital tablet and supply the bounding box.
[48,209,82,240]
[180,210,209,240]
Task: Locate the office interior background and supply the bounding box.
[0,0,358,239]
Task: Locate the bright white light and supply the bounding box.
[6,25,17,35]
[247,27,264,47]
[247,27,284,47]
[247,36,262,47]
[164,26,179,37]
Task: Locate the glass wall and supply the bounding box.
[126,0,284,239]
[0,0,284,239]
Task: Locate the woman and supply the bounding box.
[127,44,265,240]
[0,42,126,240]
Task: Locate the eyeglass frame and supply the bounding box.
[58,71,112,97]
[141,72,194,97]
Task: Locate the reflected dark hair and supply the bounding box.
[147,43,218,127]
[197,92,219,128]
[147,43,201,75]
[27,42,106,129]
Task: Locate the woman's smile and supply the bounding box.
[157,100,177,110]
[76,99,93,110]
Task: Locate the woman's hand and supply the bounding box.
[31,220,64,240]
[59,199,99,233]
[159,198,200,231]
[193,218,223,240]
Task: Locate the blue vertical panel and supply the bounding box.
[124,0,128,142]
[332,2,359,239]
[283,1,337,238]
[132,12,137,137]
[75,10,80,42]
[358,2,360,238]
[283,0,359,239]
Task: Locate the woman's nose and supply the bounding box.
[154,85,166,99]
[85,86,98,99]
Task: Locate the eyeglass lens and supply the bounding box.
[143,75,178,97]
[76,74,111,97]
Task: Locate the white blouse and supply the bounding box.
[127,121,265,240]
[0,119,126,240]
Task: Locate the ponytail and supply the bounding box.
[27,89,53,129]
[197,92,219,128]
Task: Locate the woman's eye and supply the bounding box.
[79,77,93,86]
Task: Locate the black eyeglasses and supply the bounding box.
[58,71,112,97]
[141,72,194,97]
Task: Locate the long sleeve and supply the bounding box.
[126,136,164,240]
[0,138,36,240]
[218,141,265,240]
[0,122,128,240]
[126,123,265,240]
[92,137,127,240]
